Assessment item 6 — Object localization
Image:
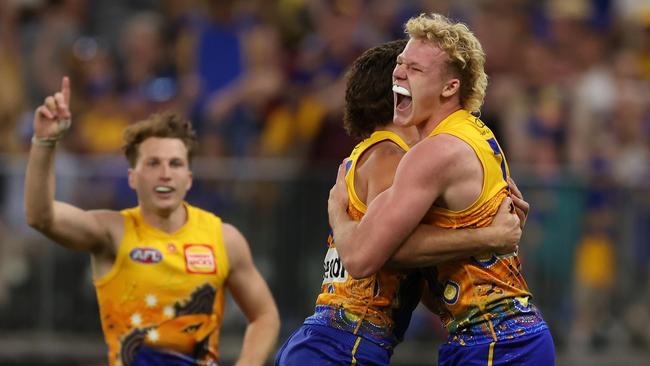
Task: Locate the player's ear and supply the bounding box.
[186,171,193,191]
[127,168,136,190]
[441,78,460,98]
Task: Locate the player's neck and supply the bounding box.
[417,103,462,140]
[141,203,188,234]
[379,123,419,146]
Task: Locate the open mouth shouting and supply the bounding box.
[393,85,412,112]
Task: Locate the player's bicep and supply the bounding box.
[360,147,445,259]
[369,146,444,231]
[45,202,117,252]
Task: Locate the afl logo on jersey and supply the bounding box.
[129,247,163,264]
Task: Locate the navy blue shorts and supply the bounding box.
[438,328,555,366]
[275,324,390,366]
[131,345,216,366]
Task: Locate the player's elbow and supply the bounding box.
[25,209,52,232]
[255,305,280,340]
[268,308,281,338]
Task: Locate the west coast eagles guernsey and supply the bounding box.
[94,203,229,366]
[304,131,422,350]
[422,109,547,346]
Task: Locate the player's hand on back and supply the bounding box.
[508,177,529,229]
[34,76,72,143]
[489,196,521,255]
[328,159,350,229]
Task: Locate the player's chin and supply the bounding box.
[152,196,182,211]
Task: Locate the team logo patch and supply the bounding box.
[129,247,163,264]
[184,244,217,274]
[443,280,460,305]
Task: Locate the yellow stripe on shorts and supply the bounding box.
[487,341,496,366]
[351,336,362,365]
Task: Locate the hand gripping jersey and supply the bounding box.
[94,203,229,366]
[304,131,423,350]
[422,109,547,346]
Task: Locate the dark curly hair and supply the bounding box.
[122,112,198,167]
[343,39,407,139]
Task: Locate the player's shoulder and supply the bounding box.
[356,139,404,174]
[221,222,252,268]
[221,222,242,241]
[399,134,474,181]
[414,133,474,161]
[221,223,249,253]
[362,138,406,162]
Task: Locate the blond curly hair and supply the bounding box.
[405,13,488,113]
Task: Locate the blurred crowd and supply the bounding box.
[1,0,650,360]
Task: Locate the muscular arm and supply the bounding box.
[223,224,280,366]
[332,137,521,278]
[24,77,119,253]
[388,197,519,268]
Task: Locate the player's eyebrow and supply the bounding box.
[396,54,425,70]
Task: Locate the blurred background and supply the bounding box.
[0,0,649,365]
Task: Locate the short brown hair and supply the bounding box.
[343,39,407,139]
[122,112,198,167]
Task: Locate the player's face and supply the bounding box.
[128,137,192,215]
[392,38,452,127]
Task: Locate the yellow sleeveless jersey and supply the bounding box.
[95,203,229,366]
[421,109,547,346]
[304,131,423,350]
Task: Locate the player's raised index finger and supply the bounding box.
[61,76,71,105]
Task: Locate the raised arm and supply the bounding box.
[222,223,280,366]
[24,76,120,253]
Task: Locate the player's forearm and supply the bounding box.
[24,144,57,230]
[388,225,499,268]
[235,310,280,366]
[330,216,357,265]
[331,217,383,279]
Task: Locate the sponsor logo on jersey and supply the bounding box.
[129,247,163,264]
[184,244,216,274]
[322,247,347,284]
